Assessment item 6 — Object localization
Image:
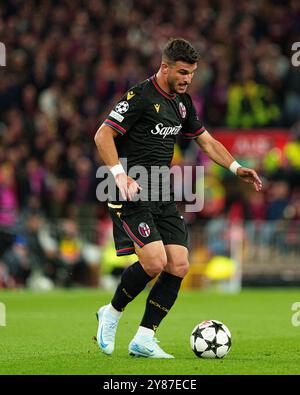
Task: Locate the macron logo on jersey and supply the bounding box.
[151,123,182,139]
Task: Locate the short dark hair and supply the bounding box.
[162,38,199,65]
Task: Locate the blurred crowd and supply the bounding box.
[1,0,300,287]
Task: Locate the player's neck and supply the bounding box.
[155,71,174,96]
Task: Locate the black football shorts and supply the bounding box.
[108,200,189,256]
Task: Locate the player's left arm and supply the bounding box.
[196,130,263,192]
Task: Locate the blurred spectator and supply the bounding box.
[0,236,32,287]
[254,180,291,247]
[0,262,11,288]
[17,210,51,274]
[226,62,281,128]
[37,218,100,287]
[281,122,300,187]
[205,216,229,256]
[284,191,300,221]
[0,161,19,229]
[70,156,97,226]
[265,180,290,221]
[55,219,85,287]
[283,67,300,126]
[246,190,267,221]
[244,189,267,251]
[276,190,300,254]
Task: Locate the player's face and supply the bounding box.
[167,61,197,94]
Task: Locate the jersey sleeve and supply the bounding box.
[103,87,144,136]
[181,94,206,140]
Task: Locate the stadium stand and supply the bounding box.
[0,0,300,287]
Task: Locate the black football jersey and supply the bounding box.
[103,75,206,198]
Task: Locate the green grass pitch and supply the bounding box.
[0,288,300,375]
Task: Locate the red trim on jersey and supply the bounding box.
[150,75,176,100]
[183,127,206,137]
[104,119,126,135]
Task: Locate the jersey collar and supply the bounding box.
[150,75,177,100]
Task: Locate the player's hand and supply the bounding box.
[236,167,263,192]
[115,173,142,201]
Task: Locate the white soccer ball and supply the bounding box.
[190,320,232,359]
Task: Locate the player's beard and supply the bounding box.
[167,75,188,94]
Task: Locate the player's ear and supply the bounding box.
[161,63,169,75]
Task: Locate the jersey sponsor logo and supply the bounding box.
[127,91,135,100]
[150,123,182,139]
[115,101,129,114]
[154,104,160,113]
[179,102,187,119]
[138,222,151,237]
[109,110,124,122]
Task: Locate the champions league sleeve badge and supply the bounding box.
[115,101,129,114]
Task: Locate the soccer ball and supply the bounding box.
[190,320,232,359]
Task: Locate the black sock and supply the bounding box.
[111,261,153,312]
[140,271,183,332]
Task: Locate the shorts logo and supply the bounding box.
[115,101,129,114]
[179,102,186,119]
[138,222,151,237]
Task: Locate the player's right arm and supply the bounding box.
[95,84,145,200]
[94,124,120,168]
[94,124,141,201]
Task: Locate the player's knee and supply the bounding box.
[173,260,189,278]
[143,254,167,277]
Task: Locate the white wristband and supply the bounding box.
[229,161,242,175]
[110,163,125,178]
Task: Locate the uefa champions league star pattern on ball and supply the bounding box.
[190,320,232,359]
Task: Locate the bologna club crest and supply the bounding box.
[179,102,186,119]
[138,222,151,237]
